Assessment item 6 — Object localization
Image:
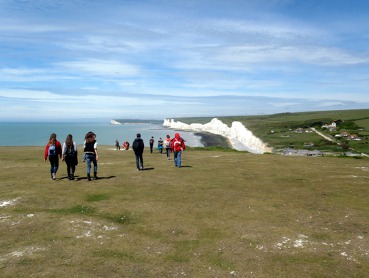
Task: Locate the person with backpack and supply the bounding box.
[83,131,98,181]
[62,134,78,180]
[170,133,186,168]
[44,133,62,180]
[164,135,171,159]
[132,133,145,171]
[157,137,164,153]
[149,136,154,153]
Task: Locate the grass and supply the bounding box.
[1,146,369,277]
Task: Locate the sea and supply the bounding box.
[0,121,203,147]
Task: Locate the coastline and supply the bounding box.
[163,118,271,153]
[194,132,232,148]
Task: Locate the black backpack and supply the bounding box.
[65,145,76,157]
[133,138,144,152]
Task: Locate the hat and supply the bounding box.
[137,133,141,138]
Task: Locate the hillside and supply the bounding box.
[1,146,368,277]
[173,109,369,155]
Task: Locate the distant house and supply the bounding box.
[335,132,348,138]
[295,128,305,133]
[348,134,362,141]
[321,121,337,131]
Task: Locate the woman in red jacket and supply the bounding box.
[170,133,186,168]
[44,133,62,180]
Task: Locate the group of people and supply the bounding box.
[44,131,98,181]
[115,140,130,150]
[133,133,186,171]
[44,131,186,180]
[148,135,172,158]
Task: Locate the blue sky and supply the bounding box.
[1,0,369,121]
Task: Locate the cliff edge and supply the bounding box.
[163,118,271,154]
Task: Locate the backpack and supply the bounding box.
[48,144,57,156]
[65,145,76,157]
[172,138,184,152]
[164,140,171,148]
[133,138,144,152]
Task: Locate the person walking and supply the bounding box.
[158,137,164,153]
[171,133,186,168]
[83,131,98,181]
[44,133,62,180]
[115,139,120,150]
[164,135,171,159]
[62,134,78,180]
[149,136,154,153]
[132,133,145,170]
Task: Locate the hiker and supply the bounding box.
[44,133,62,180]
[158,137,164,153]
[164,135,171,159]
[132,133,144,170]
[149,136,154,153]
[170,133,186,168]
[62,134,78,180]
[115,139,120,150]
[83,131,98,181]
[123,141,130,150]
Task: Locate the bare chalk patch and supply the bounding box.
[0,246,46,264]
[69,219,118,240]
[0,197,21,208]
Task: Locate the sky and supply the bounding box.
[1,0,369,121]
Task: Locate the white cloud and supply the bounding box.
[56,59,140,77]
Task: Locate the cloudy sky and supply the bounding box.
[1,0,369,121]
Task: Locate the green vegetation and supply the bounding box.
[1,146,369,277]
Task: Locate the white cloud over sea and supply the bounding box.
[0,0,369,121]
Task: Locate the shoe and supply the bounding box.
[52,173,56,180]
[87,174,91,181]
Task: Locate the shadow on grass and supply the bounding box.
[72,176,116,181]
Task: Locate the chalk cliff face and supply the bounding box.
[163,118,271,154]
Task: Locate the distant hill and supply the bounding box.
[171,109,369,155]
[114,119,163,125]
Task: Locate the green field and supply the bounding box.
[1,146,369,277]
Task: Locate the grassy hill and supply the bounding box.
[175,109,369,154]
[1,146,368,277]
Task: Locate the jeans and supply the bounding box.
[85,153,97,174]
[174,151,182,167]
[49,155,59,174]
[135,152,144,169]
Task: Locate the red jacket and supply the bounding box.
[44,140,62,160]
[170,133,186,152]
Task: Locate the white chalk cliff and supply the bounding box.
[110,120,122,125]
[163,118,271,154]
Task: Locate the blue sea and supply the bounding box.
[0,121,203,147]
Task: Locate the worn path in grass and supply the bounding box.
[1,146,369,277]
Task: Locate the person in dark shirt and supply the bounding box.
[83,131,98,181]
[132,133,145,171]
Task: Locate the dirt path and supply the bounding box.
[310,127,337,143]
